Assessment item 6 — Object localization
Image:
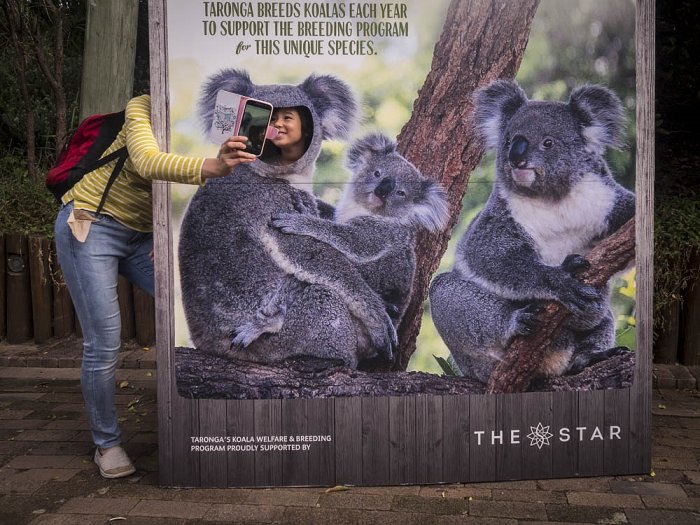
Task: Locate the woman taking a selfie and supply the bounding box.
[54,94,254,479]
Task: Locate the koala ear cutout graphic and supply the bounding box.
[197,68,255,135]
[345,132,397,173]
[569,85,626,154]
[299,74,359,141]
[473,80,528,150]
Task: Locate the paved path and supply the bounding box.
[0,341,699,524]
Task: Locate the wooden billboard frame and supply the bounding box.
[150,0,654,487]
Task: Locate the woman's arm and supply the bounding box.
[125,94,254,184]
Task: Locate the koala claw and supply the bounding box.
[270,213,304,235]
[567,346,629,375]
[230,322,263,351]
[561,254,591,275]
[511,303,543,336]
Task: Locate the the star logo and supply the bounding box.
[527,422,553,449]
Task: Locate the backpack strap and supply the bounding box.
[93,146,129,214]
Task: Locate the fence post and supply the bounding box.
[0,233,5,339]
[681,249,700,365]
[50,241,75,338]
[133,284,156,346]
[28,236,53,343]
[6,234,33,343]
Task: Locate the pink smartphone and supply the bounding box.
[209,90,274,156]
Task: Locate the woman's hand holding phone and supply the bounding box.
[202,136,256,179]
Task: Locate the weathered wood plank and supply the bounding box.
[254,399,283,486]
[334,397,362,485]
[6,234,33,343]
[495,394,523,481]
[361,397,390,485]
[198,398,227,487]
[133,285,156,346]
[521,392,553,480]
[604,388,630,476]
[28,236,52,343]
[630,0,655,475]
[50,241,74,338]
[118,276,135,340]
[416,395,443,484]
[226,400,256,487]
[469,394,496,482]
[389,396,416,485]
[577,390,605,476]
[281,399,309,486]
[149,0,175,486]
[0,233,6,339]
[442,395,470,483]
[306,398,335,486]
[551,392,578,478]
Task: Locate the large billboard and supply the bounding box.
[152,0,653,487]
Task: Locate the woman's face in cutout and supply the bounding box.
[270,108,304,150]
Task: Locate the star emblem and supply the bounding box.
[527,422,553,449]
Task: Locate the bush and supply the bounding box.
[0,153,58,237]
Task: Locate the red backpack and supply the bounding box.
[46,111,128,213]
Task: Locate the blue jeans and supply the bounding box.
[54,202,154,448]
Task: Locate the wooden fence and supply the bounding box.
[654,251,700,366]
[1,232,155,346]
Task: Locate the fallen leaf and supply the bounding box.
[146,372,153,377]
[657,404,666,410]
[118,381,129,389]
[650,470,656,477]
[325,485,351,493]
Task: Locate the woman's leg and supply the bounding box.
[54,204,131,449]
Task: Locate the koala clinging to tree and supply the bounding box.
[429,80,635,386]
[230,133,449,365]
[179,70,398,366]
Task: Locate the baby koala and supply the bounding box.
[231,132,448,365]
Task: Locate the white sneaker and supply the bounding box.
[94,445,136,479]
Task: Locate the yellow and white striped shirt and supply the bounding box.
[62,94,205,232]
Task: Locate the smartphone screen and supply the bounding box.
[239,99,273,156]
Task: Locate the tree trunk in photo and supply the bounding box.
[80,0,139,119]
[392,0,540,371]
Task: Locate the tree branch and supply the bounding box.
[175,345,635,400]
[486,218,637,394]
[175,347,485,399]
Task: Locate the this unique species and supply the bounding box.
[179,70,398,366]
[429,80,635,385]
[231,133,449,365]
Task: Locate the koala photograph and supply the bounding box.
[165,0,637,399]
[228,132,448,367]
[430,80,635,388]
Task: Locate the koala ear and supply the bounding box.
[299,74,358,140]
[198,68,255,134]
[474,80,528,150]
[569,85,626,154]
[345,132,397,173]
[411,179,450,232]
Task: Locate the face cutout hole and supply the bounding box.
[260,105,314,164]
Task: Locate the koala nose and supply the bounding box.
[374,177,396,199]
[508,135,529,168]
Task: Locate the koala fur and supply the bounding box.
[231,133,449,363]
[179,70,398,366]
[429,80,635,385]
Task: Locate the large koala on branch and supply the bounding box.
[429,80,635,385]
[179,70,397,366]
